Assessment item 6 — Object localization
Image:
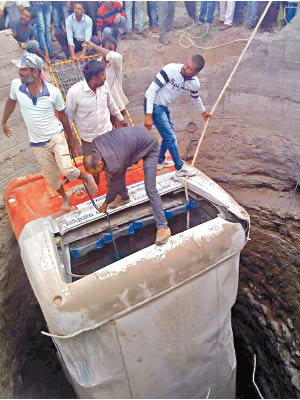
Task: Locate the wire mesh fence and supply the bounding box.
[49,55,100,100]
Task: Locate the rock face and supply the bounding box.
[1,8,300,397]
[123,14,300,397]
[184,16,300,398]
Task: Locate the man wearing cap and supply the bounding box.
[2,52,98,210]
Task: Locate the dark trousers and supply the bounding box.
[55,30,98,58]
[233,1,247,25]
[257,1,280,30]
[184,1,196,20]
[107,143,167,229]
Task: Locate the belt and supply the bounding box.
[30,139,51,147]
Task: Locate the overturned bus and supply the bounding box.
[5,159,249,398]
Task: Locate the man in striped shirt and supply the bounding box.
[95,1,127,42]
[144,55,211,177]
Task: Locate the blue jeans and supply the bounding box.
[199,1,216,24]
[150,104,183,171]
[233,1,246,24]
[31,3,54,57]
[147,1,158,28]
[6,3,20,28]
[283,2,297,25]
[125,1,144,33]
[52,2,68,30]
[247,1,257,27]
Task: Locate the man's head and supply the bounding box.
[74,1,84,18]
[102,35,117,52]
[12,52,43,84]
[104,2,114,10]
[83,59,106,90]
[20,7,34,25]
[181,55,205,79]
[83,152,105,176]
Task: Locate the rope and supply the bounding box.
[155,19,251,52]
[191,0,272,167]
[70,153,121,262]
[182,1,272,229]
[253,354,264,399]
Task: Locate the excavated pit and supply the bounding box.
[1,5,300,398]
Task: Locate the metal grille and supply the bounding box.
[49,55,100,100]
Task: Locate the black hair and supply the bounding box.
[83,59,105,82]
[191,54,205,72]
[73,1,84,8]
[102,34,117,50]
[23,6,34,18]
[83,152,101,171]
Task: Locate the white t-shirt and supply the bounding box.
[145,63,206,114]
[10,79,65,143]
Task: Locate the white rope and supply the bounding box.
[182,1,272,226]
[253,354,264,399]
[191,0,273,167]
[155,19,251,52]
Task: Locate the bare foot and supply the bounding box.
[61,196,70,210]
[82,174,98,196]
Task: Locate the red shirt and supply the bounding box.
[96,2,126,32]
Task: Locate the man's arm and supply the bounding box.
[105,172,127,204]
[65,16,77,62]
[65,87,77,128]
[190,81,212,121]
[107,86,126,125]
[144,65,172,130]
[2,98,17,137]
[85,40,110,58]
[57,110,77,154]
[35,47,47,63]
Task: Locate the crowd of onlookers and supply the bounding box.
[0,1,298,62]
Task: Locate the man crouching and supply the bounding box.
[83,127,171,245]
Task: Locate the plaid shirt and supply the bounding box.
[95,1,126,32]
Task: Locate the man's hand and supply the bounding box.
[66,135,77,154]
[144,113,153,130]
[78,53,85,62]
[114,13,121,24]
[20,42,27,49]
[98,201,109,213]
[120,119,128,127]
[202,111,212,121]
[84,40,93,48]
[72,54,78,63]
[2,123,14,138]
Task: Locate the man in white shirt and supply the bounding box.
[144,55,211,177]
[1,52,97,210]
[86,34,129,126]
[55,1,94,61]
[66,58,127,158]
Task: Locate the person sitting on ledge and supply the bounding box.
[10,7,47,63]
[55,1,95,62]
[83,126,171,245]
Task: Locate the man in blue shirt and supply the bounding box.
[55,1,96,62]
